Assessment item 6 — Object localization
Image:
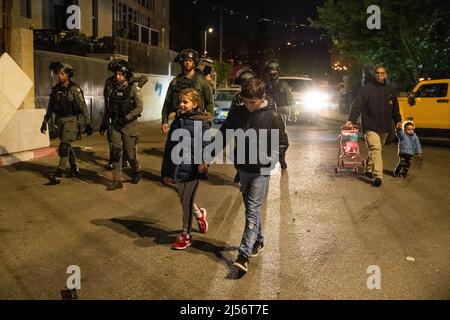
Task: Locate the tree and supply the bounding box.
[312,0,450,90]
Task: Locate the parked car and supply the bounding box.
[213,87,240,123]
[280,76,329,124]
[398,78,450,135]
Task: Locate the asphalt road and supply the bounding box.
[0,115,449,299]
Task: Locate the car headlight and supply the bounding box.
[304,90,329,111]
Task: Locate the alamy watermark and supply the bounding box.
[367,265,381,289]
[66,5,81,30]
[170,122,280,175]
[367,5,381,30]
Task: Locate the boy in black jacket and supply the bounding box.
[218,78,287,274]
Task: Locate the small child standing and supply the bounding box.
[394,121,422,179]
[161,88,211,250]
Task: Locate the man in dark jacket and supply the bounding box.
[217,78,288,274]
[345,65,402,187]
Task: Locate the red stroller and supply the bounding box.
[335,125,365,174]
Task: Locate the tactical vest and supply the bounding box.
[109,83,135,121]
[170,74,203,112]
[266,80,289,108]
[52,84,81,117]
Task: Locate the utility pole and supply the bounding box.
[219,6,223,62]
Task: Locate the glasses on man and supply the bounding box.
[375,72,386,75]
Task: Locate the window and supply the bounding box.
[415,83,448,98]
[20,0,32,18]
[150,30,159,46]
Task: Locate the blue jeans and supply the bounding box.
[238,170,271,258]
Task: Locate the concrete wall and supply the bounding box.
[137,73,173,122]
[35,50,172,129]
[0,52,48,156]
[9,28,35,109]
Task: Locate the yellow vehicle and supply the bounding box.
[398,79,450,134]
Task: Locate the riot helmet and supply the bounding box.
[49,62,74,78]
[234,68,257,86]
[265,60,281,80]
[177,49,200,70]
[111,60,133,79]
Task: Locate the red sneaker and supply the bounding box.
[196,208,208,234]
[171,234,191,250]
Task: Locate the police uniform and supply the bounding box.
[43,81,91,175]
[161,72,214,124]
[265,78,293,169]
[103,80,143,185]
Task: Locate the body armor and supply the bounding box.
[171,76,196,112]
[109,84,135,122]
[52,84,81,117]
[266,80,289,108]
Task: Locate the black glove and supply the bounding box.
[85,124,93,136]
[40,121,47,134]
[99,122,108,136]
[118,117,129,127]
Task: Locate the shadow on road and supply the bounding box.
[91,217,240,278]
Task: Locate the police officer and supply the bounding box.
[100,62,143,191]
[229,67,257,113]
[103,59,148,170]
[161,49,214,135]
[264,60,292,170]
[40,62,93,184]
[226,67,258,183]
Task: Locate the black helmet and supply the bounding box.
[108,59,129,73]
[265,60,280,79]
[234,68,257,86]
[111,60,133,79]
[49,61,74,78]
[177,49,200,67]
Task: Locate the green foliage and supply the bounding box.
[213,60,232,87]
[313,0,450,89]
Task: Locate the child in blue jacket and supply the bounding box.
[394,121,422,179]
[161,88,211,250]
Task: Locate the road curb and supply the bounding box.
[0,147,57,167]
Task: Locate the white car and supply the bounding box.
[280,76,329,124]
[214,87,240,123]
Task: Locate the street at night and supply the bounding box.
[1,0,449,308]
[1,114,449,299]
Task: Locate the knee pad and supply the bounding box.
[110,146,122,163]
[58,142,71,157]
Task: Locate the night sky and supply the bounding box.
[170,0,330,79]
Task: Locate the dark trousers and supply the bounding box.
[110,127,140,181]
[395,154,412,177]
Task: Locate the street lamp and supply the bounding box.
[204,27,213,58]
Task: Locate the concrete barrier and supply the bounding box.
[137,74,174,122]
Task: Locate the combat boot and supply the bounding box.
[107,180,123,191]
[131,171,141,184]
[69,165,80,178]
[49,170,64,184]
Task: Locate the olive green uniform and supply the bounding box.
[161,72,214,124]
[102,81,143,181]
[43,81,91,172]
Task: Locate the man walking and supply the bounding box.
[345,65,402,187]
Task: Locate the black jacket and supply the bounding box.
[218,100,288,174]
[161,110,211,182]
[348,81,402,134]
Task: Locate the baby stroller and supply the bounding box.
[335,125,365,174]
